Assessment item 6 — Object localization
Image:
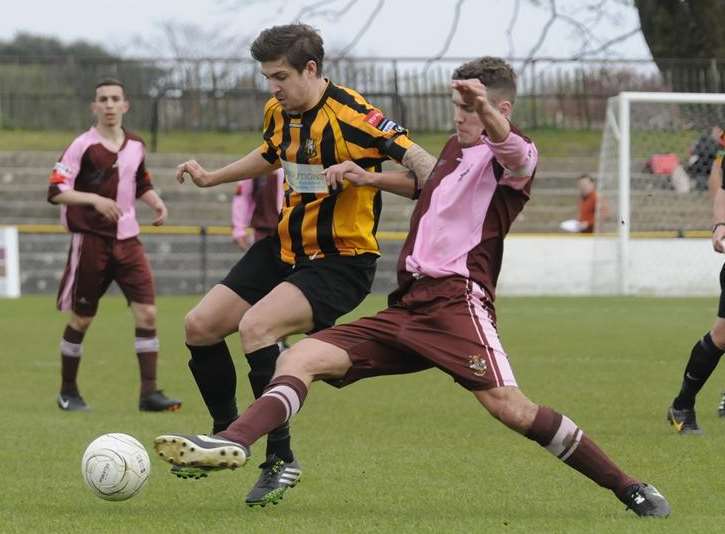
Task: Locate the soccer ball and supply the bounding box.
[81,433,151,501]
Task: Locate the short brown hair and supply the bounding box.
[250,24,324,75]
[95,78,126,99]
[452,57,516,104]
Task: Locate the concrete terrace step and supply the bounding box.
[18,232,404,295]
[0,151,238,169]
[0,150,604,171]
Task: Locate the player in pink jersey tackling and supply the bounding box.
[153,58,670,517]
[47,78,181,413]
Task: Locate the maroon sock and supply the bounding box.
[135,327,159,396]
[60,325,85,395]
[219,375,307,447]
[526,406,638,499]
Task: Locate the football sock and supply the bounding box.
[247,344,293,461]
[267,425,293,463]
[187,341,238,430]
[219,375,307,449]
[135,327,159,396]
[526,405,638,499]
[60,325,84,395]
[673,332,724,410]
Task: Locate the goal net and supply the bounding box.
[593,92,725,295]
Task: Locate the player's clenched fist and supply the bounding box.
[176,160,210,187]
[451,78,490,114]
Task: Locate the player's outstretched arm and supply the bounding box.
[177,149,278,188]
[324,144,435,199]
[323,157,432,199]
[401,144,437,194]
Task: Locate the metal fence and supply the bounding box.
[2,56,725,139]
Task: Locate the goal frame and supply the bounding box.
[601,91,725,294]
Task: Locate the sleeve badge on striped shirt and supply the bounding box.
[364,109,406,135]
[364,110,385,127]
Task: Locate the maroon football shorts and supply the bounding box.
[56,233,155,317]
[313,276,517,391]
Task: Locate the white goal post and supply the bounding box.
[595,92,725,295]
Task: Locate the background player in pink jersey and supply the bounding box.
[231,169,284,251]
[154,57,670,517]
[47,78,181,413]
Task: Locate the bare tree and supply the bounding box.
[519,0,643,70]
[506,0,522,58]
[129,21,242,59]
[426,0,466,65]
[336,0,385,58]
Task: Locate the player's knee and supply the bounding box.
[134,305,156,328]
[477,387,537,432]
[275,347,306,375]
[498,401,538,432]
[710,321,725,349]
[238,311,274,348]
[276,340,348,380]
[184,309,215,344]
[70,315,93,332]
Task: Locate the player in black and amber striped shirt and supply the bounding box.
[258,81,414,263]
[164,24,436,504]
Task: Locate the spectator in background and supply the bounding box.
[232,169,284,251]
[560,174,598,233]
[687,126,724,191]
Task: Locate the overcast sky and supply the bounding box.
[0,0,652,60]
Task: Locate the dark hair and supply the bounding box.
[95,78,126,99]
[452,57,516,104]
[250,24,324,76]
[577,173,594,182]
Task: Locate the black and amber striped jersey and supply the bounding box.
[257,80,414,264]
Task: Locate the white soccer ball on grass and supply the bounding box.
[81,433,151,501]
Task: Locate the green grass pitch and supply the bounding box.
[3,294,725,533]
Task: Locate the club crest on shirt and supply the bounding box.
[468,354,487,377]
[304,138,317,160]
